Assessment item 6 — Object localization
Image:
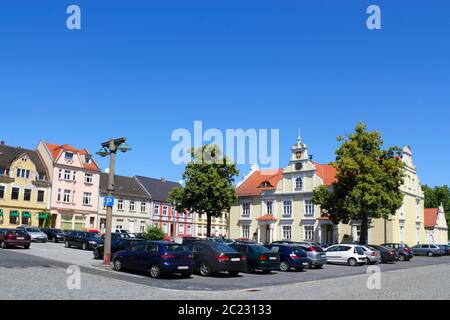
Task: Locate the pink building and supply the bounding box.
[37,141,100,230]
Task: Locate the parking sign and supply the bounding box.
[104,196,115,207]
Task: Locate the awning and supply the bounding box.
[10,211,19,217]
[39,213,49,219]
[22,212,31,218]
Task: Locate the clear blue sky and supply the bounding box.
[0,1,449,187]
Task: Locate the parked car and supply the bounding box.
[185,240,246,276]
[369,245,398,263]
[42,228,66,243]
[324,245,367,266]
[229,243,280,273]
[64,231,104,250]
[265,244,309,272]
[360,245,381,264]
[438,245,449,256]
[382,243,414,261]
[412,244,442,257]
[317,242,330,249]
[113,241,195,279]
[181,237,204,246]
[16,226,48,242]
[296,242,328,269]
[207,237,234,244]
[0,228,31,249]
[93,238,143,259]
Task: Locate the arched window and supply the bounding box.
[295,177,303,190]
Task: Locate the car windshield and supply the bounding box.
[164,244,190,252]
[53,229,63,233]
[211,243,238,253]
[86,232,101,238]
[249,245,270,253]
[27,228,41,232]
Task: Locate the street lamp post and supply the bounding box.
[96,137,131,266]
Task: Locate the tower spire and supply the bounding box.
[297,128,302,142]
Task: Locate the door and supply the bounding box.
[128,220,135,234]
[339,246,352,263]
[325,246,341,262]
[127,242,148,270]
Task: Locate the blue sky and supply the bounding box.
[0,0,449,186]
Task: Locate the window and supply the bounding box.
[266,201,273,215]
[162,206,168,216]
[37,190,45,202]
[0,168,4,175]
[84,155,91,164]
[23,189,31,201]
[186,224,192,235]
[303,225,314,241]
[0,185,5,199]
[65,152,74,161]
[283,200,292,217]
[154,204,160,215]
[21,213,31,225]
[84,173,93,184]
[57,189,62,202]
[140,202,147,213]
[11,187,20,200]
[9,212,19,225]
[242,203,250,217]
[354,225,361,242]
[83,192,92,206]
[64,170,71,180]
[416,200,420,220]
[63,189,71,203]
[282,225,292,240]
[295,177,303,190]
[304,200,314,216]
[16,169,30,179]
[117,199,124,211]
[178,224,184,234]
[129,201,136,212]
[38,172,46,181]
[241,225,250,239]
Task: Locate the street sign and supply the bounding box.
[104,196,115,207]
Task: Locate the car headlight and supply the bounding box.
[89,241,97,245]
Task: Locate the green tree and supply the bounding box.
[313,122,405,245]
[422,184,450,236]
[143,226,166,241]
[169,144,239,238]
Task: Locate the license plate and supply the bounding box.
[231,258,241,262]
[16,237,25,240]
[178,266,189,270]
[269,257,277,260]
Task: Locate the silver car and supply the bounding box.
[297,242,328,269]
[360,245,381,264]
[17,226,48,243]
[412,244,442,257]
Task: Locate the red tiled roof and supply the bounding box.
[313,162,336,186]
[256,215,277,221]
[236,169,284,196]
[46,143,99,171]
[424,208,439,229]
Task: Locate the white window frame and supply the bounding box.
[129,201,136,212]
[295,177,303,191]
[304,199,315,216]
[63,189,71,203]
[141,202,147,213]
[117,199,124,211]
[282,200,292,217]
[84,173,93,184]
[281,225,292,240]
[241,225,250,239]
[83,192,92,206]
[162,206,168,216]
[241,202,251,217]
[303,225,314,241]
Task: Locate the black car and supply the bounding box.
[93,238,143,260]
[185,240,246,277]
[229,243,280,273]
[42,228,66,243]
[369,244,398,263]
[382,243,414,261]
[64,231,104,250]
[265,244,309,272]
[181,237,205,246]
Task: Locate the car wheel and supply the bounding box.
[93,249,100,259]
[348,258,357,266]
[279,261,290,272]
[199,262,212,277]
[53,237,57,243]
[149,265,162,279]
[427,251,434,257]
[81,243,88,250]
[307,260,313,269]
[398,255,406,262]
[65,241,70,248]
[24,245,30,249]
[1,242,8,249]
[228,271,239,276]
[314,264,323,269]
[113,259,123,271]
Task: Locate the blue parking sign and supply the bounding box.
[104,196,115,207]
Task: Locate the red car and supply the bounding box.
[0,228,31,249]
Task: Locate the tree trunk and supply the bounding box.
[206,214,212,238]
[359,214,369,245]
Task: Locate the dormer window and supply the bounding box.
[65,152,74,161]
[259,181,272,188]
[84,155,91,164]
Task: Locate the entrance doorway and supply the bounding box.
[259,225,271,244]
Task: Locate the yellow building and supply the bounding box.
[424,205,448,244]
[229,137,427,246]
[195,213,228,238]
[0,143,51,228]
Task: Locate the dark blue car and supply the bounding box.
[113,241,195,278]
[265,244,309,272]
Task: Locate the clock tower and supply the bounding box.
[289,131,309,172]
